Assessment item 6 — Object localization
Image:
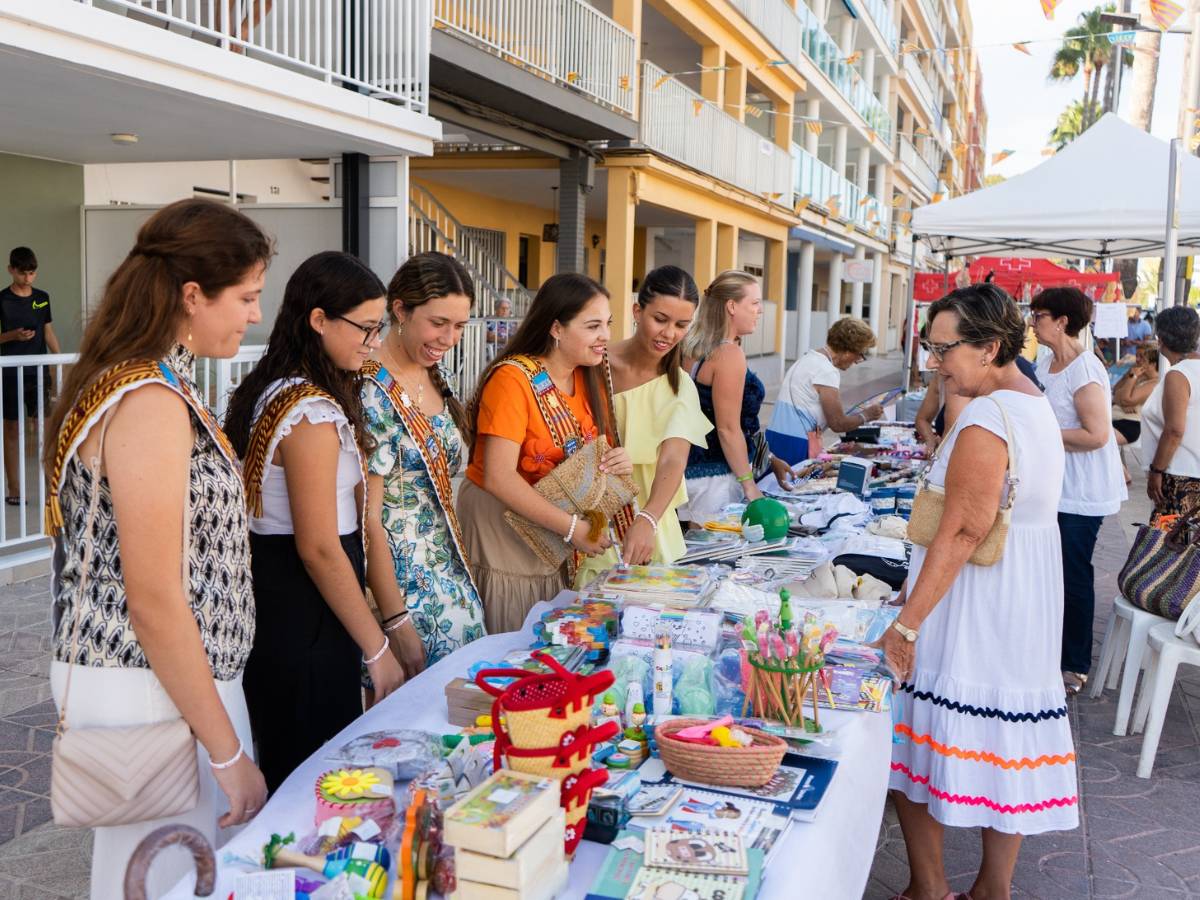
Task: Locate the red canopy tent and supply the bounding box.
[913,256,1122,302]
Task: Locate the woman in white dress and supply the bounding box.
[881,285,1078,900]
[1030,287,1127,695]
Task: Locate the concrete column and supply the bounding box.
[828,252,844,316]
[556,152,593,274]
[695,219,718,291]
[869,250,886,351]
[874,161,889,200]
[716,223,738,272]
[775,97,794,151]
[724,60,747,120]
[796,242,816,355]
[803,99,821,154]
[863,48,877,89]
[604,166,637,338]
[838,16,854,53]
[767,238,787,364]
[856,146,871,193]
[850,245,867,319]
[813,0,829,23]
[834,126,848,176]
[701,45,725,107]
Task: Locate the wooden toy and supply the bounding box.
[314,767,395,828]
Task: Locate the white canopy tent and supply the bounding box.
[911,113,1200,259]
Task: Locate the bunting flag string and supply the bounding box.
[1012,42,1033,56]
[1041,0,1061,19]
[1150,0,1185,31]
[991,149,1015,166]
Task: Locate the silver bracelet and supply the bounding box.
[563,514,579,544]
[383,613,410,634]
[209,740,245,770]
[635,509,659,534]
[364,635,390,665]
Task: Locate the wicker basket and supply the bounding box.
[654,719,788,788]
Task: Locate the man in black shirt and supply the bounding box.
[2,247,59,504]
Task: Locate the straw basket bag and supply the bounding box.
[475,652,619,855]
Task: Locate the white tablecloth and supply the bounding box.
[168,601,890,900]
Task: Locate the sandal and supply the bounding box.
[1063,672,1088,695]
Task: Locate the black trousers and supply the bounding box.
[1058,512,1103,675]
[244,531,365,793]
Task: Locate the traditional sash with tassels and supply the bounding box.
[45,358,238,536]
[241,381,366,523]
[497,354,635,542]
[361,361,478,588]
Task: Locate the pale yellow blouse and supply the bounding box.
[574,372,713,588]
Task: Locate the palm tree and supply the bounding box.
[1049,100,1104,148]
[1048,5,1127,131]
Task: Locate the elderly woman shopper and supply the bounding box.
[766,316,883,464]
[1142,306,1200,519]
[882,284,1077,900]
[1031,287,1127,695]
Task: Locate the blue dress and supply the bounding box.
[685,362,767,480]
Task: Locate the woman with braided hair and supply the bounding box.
[362,251,486,670]
[224,251,404,792]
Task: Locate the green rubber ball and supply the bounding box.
[741,497,791,541]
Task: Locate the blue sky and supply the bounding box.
[972,0,1188,177]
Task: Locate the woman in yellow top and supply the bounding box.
[576,266,713,586]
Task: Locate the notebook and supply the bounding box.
[631,786,791,861]
[626,868,746,900]
[643,829,748,876]
[584,831,766,900]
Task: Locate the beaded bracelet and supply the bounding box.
[364,635,390,665]
[210,740,245,770]
[635,509,659,534]
[563,514,579,544]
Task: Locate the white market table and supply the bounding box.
[167,602,891,900]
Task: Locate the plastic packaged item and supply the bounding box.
[674,655,715,717]
[652,623,673,717]
[327,730,442,780]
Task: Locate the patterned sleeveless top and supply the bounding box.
[50,345,255,681]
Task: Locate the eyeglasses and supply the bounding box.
[1028,311,1053,325]
[334,315,387,346]
[920,339,966,361]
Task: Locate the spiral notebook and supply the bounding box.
[643,829,748,876]
[625,868,746,900]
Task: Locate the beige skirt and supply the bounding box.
[456,478,569,634]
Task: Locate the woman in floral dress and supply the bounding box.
[363,252,485,670]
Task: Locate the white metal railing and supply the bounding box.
[724,0,894,144]
[902,53,937,122]
[409,185,534,316]
[82,0,430,113]
[899,135,939,194]
[915,0,945,43]
[639,61,792,199]
[793,145,888,239]
[858,0,899,55]
[432,0,636,115]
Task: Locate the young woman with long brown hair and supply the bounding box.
[362,251,485,671]
[575,266,711,586]
[459,273,632,633]
[45,199,271,898]
[224,251,404,792]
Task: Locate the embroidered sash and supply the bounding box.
[45,359,238,536]
[361,361,477,587]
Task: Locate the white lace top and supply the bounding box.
[249,378,362,536]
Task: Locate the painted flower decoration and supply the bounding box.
[519,437,559,479]
[564,775,578,791]
[321,768,381,800]
[561,732,576,747]
[565,826,576,842]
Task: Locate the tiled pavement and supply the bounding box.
[0,471,1195,898]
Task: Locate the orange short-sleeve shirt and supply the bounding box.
[466,364,601,487]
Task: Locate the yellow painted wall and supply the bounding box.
[412,176,606,289]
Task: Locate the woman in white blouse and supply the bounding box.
[1031,287,1127,695]
[1141,306,1200,520]
[224,252,406,791]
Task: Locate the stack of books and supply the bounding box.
[444,770,568,900]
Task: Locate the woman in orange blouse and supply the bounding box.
[459,273,632,633]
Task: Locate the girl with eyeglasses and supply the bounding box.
[224,251,404,791]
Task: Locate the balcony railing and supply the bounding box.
[640,61,792,199]
[898,136,939,194]
[725,0,893,144]
[902,53,937,122]
[793,145,888,239]
[915,0,945,43]
[85,0,430,113]
[858,0,899,55]
[433,0,636,115]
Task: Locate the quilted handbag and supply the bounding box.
[51,409,200,828]
[1118,512,1200,620]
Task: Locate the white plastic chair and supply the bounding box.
[1088,595,1168,735]
[1130,621,1200,778]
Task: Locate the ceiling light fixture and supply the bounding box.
[110,133,139,146]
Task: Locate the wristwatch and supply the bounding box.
[891,620,919,643]
[1149,465,1168,476]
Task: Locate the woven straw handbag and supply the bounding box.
[1118,511,1200,619]
[503,439,637,568]
[51,409,200,828]
[907,396,1018,567]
